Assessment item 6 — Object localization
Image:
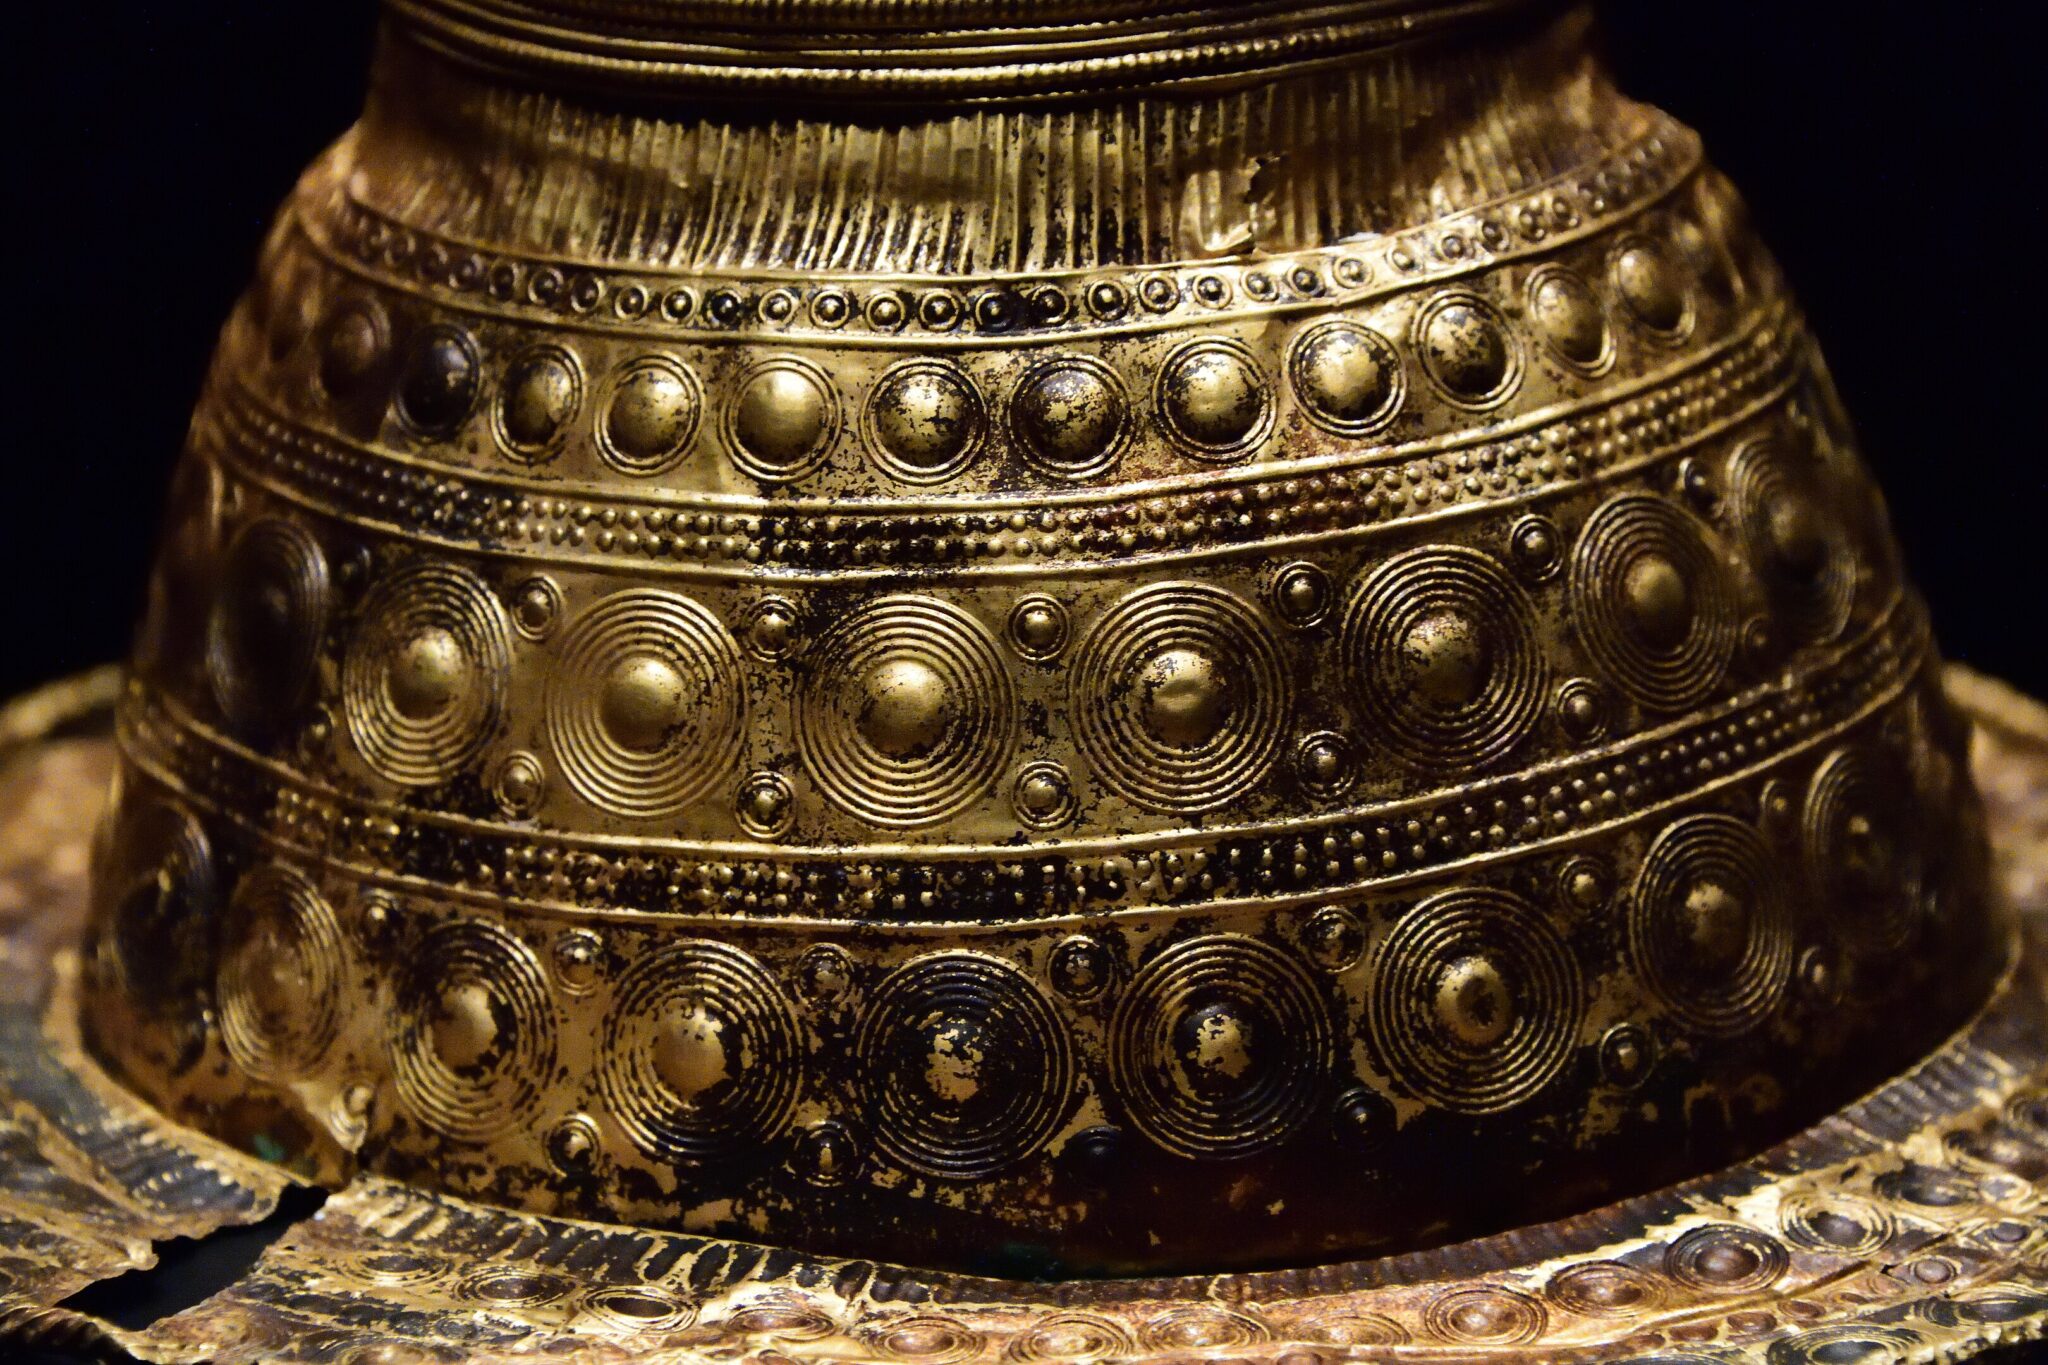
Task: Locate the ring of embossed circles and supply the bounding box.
[1108,934,1335,1159]
[1342,546,1545,770]
[494,344,583,462]
[1545,1261,1664,1319]
[1007,1313,1135,1363]
[218,865,345,1084]
[207,517,331,737]
[599,942,802,1165]
[597,354,701,475]
[395,325,482,436]
[1569,494,1739,712]
[1368,890,1582,1114]
[1804,746,1924,955]
[865,359,984,484]
[1414,292,1522,406]
[725,356,838,482]
[855,953,1074,1180]
[1423,1287,1546,1347]
[1072,583,1293,812]
[1008,355,1129,480]
[1525,265,1613,374]
[544,591,747,818]
[102,800,218,1009]
[1154,338,1273,459]
[1729,441,1853,645]
[1288,320,1402,435]
[343,562,513,786]
[795,597,1015,828]
[392,919,555,1142]
[1630,813,1790,1037]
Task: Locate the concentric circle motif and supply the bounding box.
[1803,746,1926,955]
[863,358,985,484]
[98,800,218,1011]
[596,354,701,475]
[207,517,331,737]
[1728,441,1854,645]
[1153,338,1273,459]
[1629,813,1791,1038]
[1422,1286,1545,1346]
[1288,1312,1408,1348]
[1107,934,1335,1159]
[1545,1260,1664,1319]
[795,597,1015,828]
[1138,1305,1268,1353]
[1342,546,1546,770]
[1664,1224,1789,1293]
[218,865,345,1084]
[1524,264,1613,374]
[860,1314,983,1364]
[1004,1312,1135,1363]
[1766,1325,1922,1365]
[1288,319,1402,435]
[342,562,512,786]
[1613,237,1694,339]
[1007,355,1129,480]
[455,1266,574,1308]
[1367,889,1582,1114]
[391,919,556,1142]
[544,590,746,818]
[492,344,583,463]
[1072,583,1292,812]
[576,1286,697,1334]
[720,1297,838,1341]
[394,325,482,436]
[1919,1290,2048,1330]
[854,953,1073,1180]
[599,941,802,1165]
[1414,291,1522,406]
[1569,493,1739,712]
[724,355,839,482]
[1778,1191,1896,1257]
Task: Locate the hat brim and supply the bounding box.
[2,667,2044,1365]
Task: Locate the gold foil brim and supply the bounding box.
[2,668,2045,1364]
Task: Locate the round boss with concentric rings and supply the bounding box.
[1367,888,1582,1114]
[1107,933,1335,1160]
[1071,582,1292,812]
[343,562,512,786]
[1803,745,1926,955]
[543,589,747,819]
[207,516,331,737]
[99,799,219,1011]
[1727,440,1855,646]
[1568,493,1739,712]
[795,597,1015,829]
[1341,545,1546,770]
[599,940,802,1165]
[391,918,556,1142]
[854,952,1074,1180]
[218,864,346,1084]
[1629,812,1791,1038]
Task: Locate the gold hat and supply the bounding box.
[3,1,2046,1360]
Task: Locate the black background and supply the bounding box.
[10,1,2045,701]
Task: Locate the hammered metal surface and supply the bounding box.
[62,0,2020,1278]
[0,671,2043,1361]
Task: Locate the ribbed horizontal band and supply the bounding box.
[385,0,1555,103]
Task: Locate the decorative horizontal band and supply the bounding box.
[118,593,1928,927]
[387,0,1554,103]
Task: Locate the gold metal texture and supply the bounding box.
[0,0,2030,1349]
[0,668,2043,1362]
